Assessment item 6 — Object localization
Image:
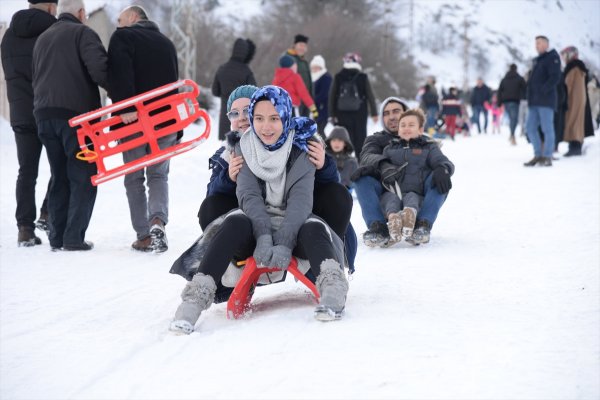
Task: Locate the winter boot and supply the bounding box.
[63,241,94,251]
[386,212,403,241]
[314,259,349,321]
[35,212,50,234]
[363,221,391,247]
[132,236,153,252]
[564,141,582,157]
[538,157,552,167]
[169,273,216,334]
[407,220,432,245]
[17,226,41,247]
[400,207,417,239]
[150,217,168,253]
[523,156,541,167]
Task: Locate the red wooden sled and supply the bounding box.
[68,79,210,185]
[226,257,320,319]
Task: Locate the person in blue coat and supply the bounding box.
[197,85,358,274]
[310,55,332,139]
[523,35,562,167]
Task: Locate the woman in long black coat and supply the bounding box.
[212,38,256,140]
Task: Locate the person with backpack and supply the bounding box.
[328,52,378,158]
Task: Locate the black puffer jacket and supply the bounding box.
[351,129,397,180]
[212,38,257,140]
[0,8,56,126]
[383,135,454,195]
[498,70,526,105]
[32,13,108,121]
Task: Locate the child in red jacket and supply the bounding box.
[272,55,318,119]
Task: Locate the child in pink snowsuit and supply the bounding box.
[485,93,504,134]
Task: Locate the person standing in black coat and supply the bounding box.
[470,78,492,134]
[107,5,179,253]
[1,0,57,246]
[212,38,256,141]
[32,0,108,251]
[329,52,378,158]
[498,64,526,145]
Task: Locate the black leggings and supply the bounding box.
[198,182,352,240]
[198,194,239,230]
[199,214,337,283]
[313,182,353,239]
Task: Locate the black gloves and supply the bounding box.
[380,161,404,186]
[432,166,452,194]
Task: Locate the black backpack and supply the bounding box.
[337,74,362,111]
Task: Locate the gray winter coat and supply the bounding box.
[169,143,347,281]
[382,135,455,195]
[235,143,314,249]
[32,13,108,121]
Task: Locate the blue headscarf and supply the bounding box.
[248,85,317,152]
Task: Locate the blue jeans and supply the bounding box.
[425,106,438,130]
[526,106,555,158]
[355,174,448,229]
[471,105,488,133]
[504,101,519,136]
[37,119,98,248]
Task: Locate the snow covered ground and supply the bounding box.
[0,112,599,399]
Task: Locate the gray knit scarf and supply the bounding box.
[240,129,294,209]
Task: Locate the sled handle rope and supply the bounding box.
[75,149,98,161]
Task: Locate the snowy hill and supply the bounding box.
[1,110,599,398]
[411,0,600,89]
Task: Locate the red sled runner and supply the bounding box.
[227,257,320,319]
[68,79,210,185]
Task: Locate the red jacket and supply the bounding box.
[272,68,314,108]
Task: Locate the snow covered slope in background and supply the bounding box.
[412,0,600,88]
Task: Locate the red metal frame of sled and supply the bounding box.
[69,79,210,185]
[226,257,320,319]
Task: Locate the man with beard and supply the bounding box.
[352,98,451,247]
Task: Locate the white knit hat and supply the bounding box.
[310,55,326,69]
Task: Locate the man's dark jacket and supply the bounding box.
[32,13,108,121]
[498,70,526,105]
[526,49,562,110]
[351,129,396,180]
[108,21,178,104]
[1,8,56,126]
[470,84,492,107]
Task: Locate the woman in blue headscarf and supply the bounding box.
[169,86,349,334]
